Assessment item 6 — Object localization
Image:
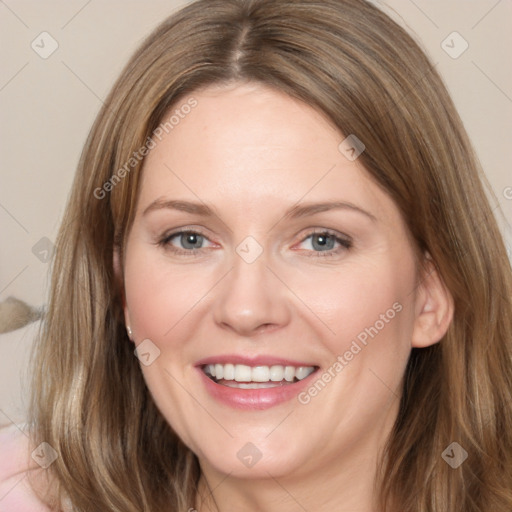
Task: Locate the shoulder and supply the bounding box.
[0,423,53,512]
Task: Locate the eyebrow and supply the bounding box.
[142,198,377,222]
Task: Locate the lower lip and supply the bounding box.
[196,367,318,410]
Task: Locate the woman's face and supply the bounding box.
[121,82,425,480]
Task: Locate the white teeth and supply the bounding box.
[234,364,252,382]
[295,366,315,380]
[252,366,270,382]
[203,363,316,383]
[284,366,295,382]
[269,365,284,382]
[222,381,283,389]
[223,363,235,380]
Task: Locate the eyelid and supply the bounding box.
[299,227,351,243]
[293,228,352,257]
[158,227,352,257]
[158,227,216,252]
[160,227,205,243]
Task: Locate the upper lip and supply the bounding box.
[195,354,318,368]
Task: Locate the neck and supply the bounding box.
[196,459,380,512]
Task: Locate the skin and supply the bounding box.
[117,82,453,512]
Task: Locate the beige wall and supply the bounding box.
[1,1,511,422]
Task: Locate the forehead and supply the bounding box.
[136,82,400,227]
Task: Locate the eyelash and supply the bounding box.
[157,228,353,258]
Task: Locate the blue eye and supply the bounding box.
[159,230,211,254]
[297,230,352,257]
[173,232,204,250]
[158,228,352,258]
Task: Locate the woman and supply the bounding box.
[1,0,511,510]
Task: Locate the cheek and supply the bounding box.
[122,247,207,442]
[288,259,414,349]
[321,258,417,398]
[123,247,209,340]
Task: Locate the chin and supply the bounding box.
[194,436,308,479]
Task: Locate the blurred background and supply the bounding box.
[1,0,511,425]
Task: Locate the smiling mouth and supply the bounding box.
[202,363,318,389]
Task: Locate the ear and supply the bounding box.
[113,246,132,335]
[411,255,454,348]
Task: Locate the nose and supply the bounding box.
[212,247,291,337]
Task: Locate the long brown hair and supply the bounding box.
[28,0,512,510]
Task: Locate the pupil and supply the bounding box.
[183,233,201,249]
[313,234,334,251]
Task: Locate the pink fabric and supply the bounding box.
[0,424,51,512]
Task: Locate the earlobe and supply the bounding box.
[411,256,454,348]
